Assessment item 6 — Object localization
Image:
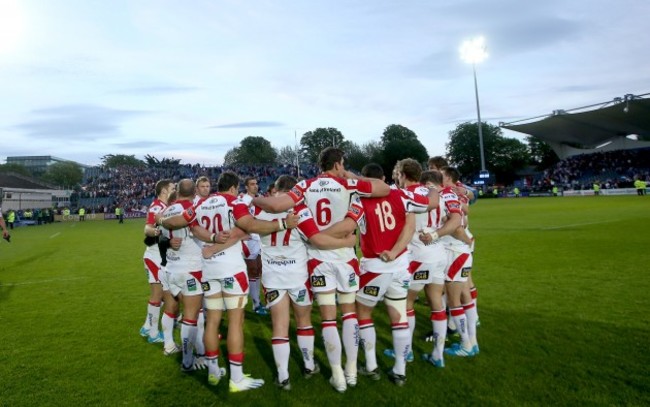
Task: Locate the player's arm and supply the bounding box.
[343,170,390,198]
[144,223,160,237]
[190,225,232,244]
[308,232,356,250]
[321,218,358,238]
[380,213,415,261]
[297,208,357,249]
[251,194,295,213]
[201,227,247,258]
[434,212,462,239]
[451,224,474,246]
[157,213,189,230]
[235,212,299,235]
[453,184,475,202]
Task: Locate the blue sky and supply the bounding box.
[1,0,649,166]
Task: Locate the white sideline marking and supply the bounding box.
[50,232,60,238]
[542,219,619,230]
[0,276,86,286]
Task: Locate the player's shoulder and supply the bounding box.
[219,192,238,205]
[440,186,458,197]
[407,183,429,196]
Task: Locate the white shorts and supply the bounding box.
[242,239,261,259]
[265,285,312,308]
[201,271,250,297]
[143,256,162,284]
[445,250,472,283]
[356,255,410,304]
[160,266,170,291]
[165,270,204,297]
[308,258,360,294]
[408,256,447,291]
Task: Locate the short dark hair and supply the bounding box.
[428,156,448,170]
[361,163,384,180]
[217,171,240,192]
[244,176,257,187]
[155,179,173,197]
[318,147,345,172]
[399,158,422,182]
[275,175,298,192]
[442,167,461,183]
[177,179,195,198]
[420,170,442,186]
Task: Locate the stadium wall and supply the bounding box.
[1,188,71,210]
[562,188,641,196]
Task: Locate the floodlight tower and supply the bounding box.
[460,36,488,174]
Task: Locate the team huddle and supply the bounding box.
[138,147,480,393]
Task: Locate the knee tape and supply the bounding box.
[384,297,407,324]
[317,292,336,306]
[337,292,356,305]
[204,297,225,311]
[223,295,248,310]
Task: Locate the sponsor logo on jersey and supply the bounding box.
[185,208,195,218]
[311,275,326,287]
[448,202,461,210]
[201,281,211,292]
[297,289,306,302]
[224,277,234,289]
[266,290,279,304]
[461,267,471,278]
[363,286,379,297]
[319,180,328,187]
[200,203,226,210]
[413,269,430,281]
[266,258,297,267]
[187,278,197,292]
[207,250,225,259]
[290,187,303,198]
[348,273,357,287]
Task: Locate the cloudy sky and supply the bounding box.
[1,0,648,166]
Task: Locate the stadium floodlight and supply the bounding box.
[460,36,488,173]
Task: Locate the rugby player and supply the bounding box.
[252,147,390,392]
[252,174,357,390]
[141,179,175,345]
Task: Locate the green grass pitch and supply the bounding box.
[0,195,649,406]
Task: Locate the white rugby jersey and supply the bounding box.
[238,193,260,242]
[403,184,444,261]
[438,186,470,253]
[184,193,246,279]
[253,204,320,289]
[160,200,202,273]
[287,174,373,263]
[144,198,167,260]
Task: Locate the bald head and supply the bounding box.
[177,179,195,199]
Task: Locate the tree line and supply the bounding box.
[0,122,559,187]
[220,122,558,184]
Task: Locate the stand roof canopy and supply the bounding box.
[501,93,650,158]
